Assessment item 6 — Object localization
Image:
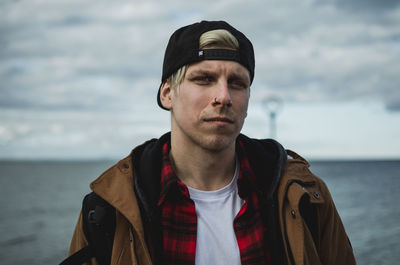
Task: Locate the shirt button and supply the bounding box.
[313,191,320,199]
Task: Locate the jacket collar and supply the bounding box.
[89,132,288,223]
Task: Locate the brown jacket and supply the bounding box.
[68,135,356,265]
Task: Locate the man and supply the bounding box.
[64,20,356,265]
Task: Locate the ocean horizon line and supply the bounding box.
[0,157,399,163]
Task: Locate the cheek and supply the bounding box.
[233,93,249,114]
[180,89,210,111]
[173,89,208,121]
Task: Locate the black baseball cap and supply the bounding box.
[157,20,255,110]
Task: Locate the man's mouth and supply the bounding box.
[204,117,234,123]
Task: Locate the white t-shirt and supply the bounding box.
[187,161,244,265]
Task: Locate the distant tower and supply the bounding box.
[262,96,283,139]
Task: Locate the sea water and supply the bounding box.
[0,160,399,265]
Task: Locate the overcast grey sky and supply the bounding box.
[1,0,399,159]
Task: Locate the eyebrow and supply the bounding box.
[186,69,215,78]
[228,73,250,83]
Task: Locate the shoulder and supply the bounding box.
[90,133,170,189]
[280,150,333,205]
[284,150,324,185]
[90,154,133,189]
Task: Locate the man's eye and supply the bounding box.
[230,80,248,89]
[192,76,212,84]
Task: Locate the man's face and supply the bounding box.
[164,60,250,152]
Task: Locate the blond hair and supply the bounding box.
[168,29,239,88]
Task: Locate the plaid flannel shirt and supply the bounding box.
[158,140,271,265]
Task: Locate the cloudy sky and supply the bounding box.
[1,0,399,160]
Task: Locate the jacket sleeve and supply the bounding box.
[317,180,356,265]
[68,211,99,265]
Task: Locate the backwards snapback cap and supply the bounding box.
[157,20,255,110]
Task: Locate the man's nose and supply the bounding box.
[212,80,232,107]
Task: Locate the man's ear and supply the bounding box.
[160,81,173,110]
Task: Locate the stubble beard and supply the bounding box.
[195,132,238,153]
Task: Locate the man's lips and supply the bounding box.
[204,117,234,123]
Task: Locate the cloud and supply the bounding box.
[2,0,399,110]
[386,99,400,112]
[328,0,400,12]
[0,0,399,158]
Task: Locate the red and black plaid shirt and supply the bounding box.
[158,140,271,265]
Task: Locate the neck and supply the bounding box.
[169,135,237,191]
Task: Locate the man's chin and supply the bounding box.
[199,134,238,153]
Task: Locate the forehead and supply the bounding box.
[186,60,250,80]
